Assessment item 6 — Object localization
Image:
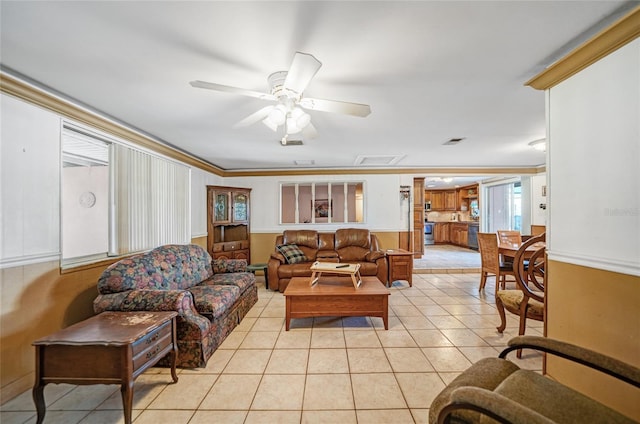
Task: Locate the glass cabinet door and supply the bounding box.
[233,192,248,222]
[214,192,230,222]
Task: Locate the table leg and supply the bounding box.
[169,319,179,383]
[262,266,269,287]
[121,381,134,424]
[285,297,291,331]
[383,297,389,330]
[32,384,46,424]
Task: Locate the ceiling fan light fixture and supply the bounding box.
[296,112,311,129]
[288,107,310,130]
[286,117,302,134]
[269,104,287,126]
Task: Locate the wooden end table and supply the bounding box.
[32,311,178,424]
[386,249,414,287]
[284,276,390,330]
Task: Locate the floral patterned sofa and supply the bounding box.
[93,244,257,367]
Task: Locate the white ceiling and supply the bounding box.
[0,1,634,172]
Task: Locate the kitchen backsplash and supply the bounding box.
[426,211,475,222]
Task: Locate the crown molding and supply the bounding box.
[526,5,640,90]
[224,167,543,177]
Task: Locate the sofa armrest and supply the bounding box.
[94,289,205,322]
[93,289,198,315]
[212,258,247,273]
[270,252,285,264]
[366,250,385,262]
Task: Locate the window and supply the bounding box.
[485,180,521,232]
[61,127,110,262]
[280,182,364,224]
[61,124,190,265]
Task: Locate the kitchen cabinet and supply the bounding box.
[450,223,469,247]
[424,190,456,211]
[457,185,479,215]
[434,222,450,243]
[430,191,444,210]
[207,186,251,261]
[443,190,457,210]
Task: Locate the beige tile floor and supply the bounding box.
[1,273,543,424]
[414,245,481,272]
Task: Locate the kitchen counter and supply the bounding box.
[432,222,478,249]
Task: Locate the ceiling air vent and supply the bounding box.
[294,159,315,166]
[443,137,466,146]
[354,155,404,166]
[280,138,303,146]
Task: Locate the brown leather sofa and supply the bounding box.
[267,228,388,292]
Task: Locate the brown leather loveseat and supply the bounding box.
[267,228,388,292]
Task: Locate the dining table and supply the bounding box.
[499,240,546,261]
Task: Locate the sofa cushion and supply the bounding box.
[335,228,371,250]
[283,230,319,249]
[277,244,308,264]
[97,244,213,294]
[188,285,240,319]
[212,258,247,273]
[203,272,255,294]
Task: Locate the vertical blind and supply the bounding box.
[110,144,190,255]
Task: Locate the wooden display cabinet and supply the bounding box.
[207,186,251,262]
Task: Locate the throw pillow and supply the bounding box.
[276,244,307,264]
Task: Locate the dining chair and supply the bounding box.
[496,230,522,267]
[496,230,521,245]
[477,233,516,294]
[495,233,546,358]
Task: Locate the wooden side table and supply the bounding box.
[386,249,414,287]
[247,262,268,286]
[32,311,178,424]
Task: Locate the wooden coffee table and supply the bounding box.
[32,311,178,424]
[284,276,390,330]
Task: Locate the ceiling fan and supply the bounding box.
[190,52,371,139]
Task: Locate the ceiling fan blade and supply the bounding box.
[233,106,274,128]
[302,122,318,139]
[190,80,276,101]
[283,52,322,95]
[299,97,371,117]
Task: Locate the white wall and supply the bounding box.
[548,38,639,276]
[530,174,547,226]
[224,174,407,233]
[1,94,61,266]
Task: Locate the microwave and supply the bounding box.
[425,201,431,211]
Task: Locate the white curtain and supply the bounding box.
[111,144,190,255]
